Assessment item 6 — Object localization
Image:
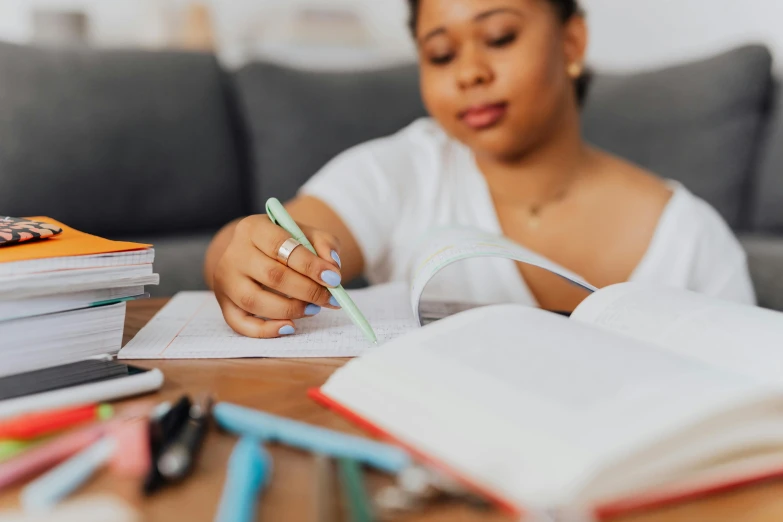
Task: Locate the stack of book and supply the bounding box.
[0,218,158,377]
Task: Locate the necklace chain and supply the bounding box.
[527,186,570,229]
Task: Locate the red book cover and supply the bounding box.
[309,387,783,520]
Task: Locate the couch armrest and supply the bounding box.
[740,235,783,311]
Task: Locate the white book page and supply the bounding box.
[572,283,783,386]
[323,304,762,507]
[0,302,126,376]
[0,265,158,299]
[119,283,417,359]
[408,227,597,322]
[0,286,144,322]
[0,248,155,277]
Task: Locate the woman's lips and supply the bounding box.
[458,102,508,130]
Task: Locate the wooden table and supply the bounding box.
[4,299,783,521]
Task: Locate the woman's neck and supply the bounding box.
[474,109,590,208]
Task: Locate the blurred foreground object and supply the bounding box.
[0,494,138,522]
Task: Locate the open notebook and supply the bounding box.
[119,227,594,359]
[119,284,417,359]
[313,283,783,519]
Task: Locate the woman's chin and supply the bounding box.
[467,132,534,162]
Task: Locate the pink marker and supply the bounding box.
[108,415,150,478]
[0,424,105,492]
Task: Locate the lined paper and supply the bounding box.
[118,283,418,359]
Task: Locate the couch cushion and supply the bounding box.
[233,62,426,210]
[751,81,783,232]
[0,42,248,236]
[583,45,773,229]
[739,234,783,311]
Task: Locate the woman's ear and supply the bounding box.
[562,15,588,76]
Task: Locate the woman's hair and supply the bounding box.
[406,0,591,105]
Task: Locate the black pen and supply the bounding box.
[157,395,213,482]
[159,395,193,439]
[144,395,192,495]
[147,400,172,459]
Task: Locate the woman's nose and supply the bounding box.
[456,46,494,90]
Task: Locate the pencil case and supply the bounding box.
[0,217,63,247]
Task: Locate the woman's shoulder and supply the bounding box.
[307,117,460,195]
[662,182,746,261]
[595,151,753,301]
[649,183,753,302]
[335,117,453,162]
[592,149,739,245]
[587,150,673,236]
[301,117,458,212]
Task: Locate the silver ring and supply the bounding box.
[276,238,301,266]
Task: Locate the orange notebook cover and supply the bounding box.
[0,217,150,264]
[309,387,783,520]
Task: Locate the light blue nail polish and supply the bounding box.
[304,304,321,316]
[321,270,341,287]
[278,325,295,336]
[329,296,341,308]
[331,250,342,268]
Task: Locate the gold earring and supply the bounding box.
[567,62,583,78]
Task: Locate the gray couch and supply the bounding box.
[1,42,782,309]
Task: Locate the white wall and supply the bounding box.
[0,0,169,47]
[206,0,413,68]
[584,0,783,71]
[0,0,782,72]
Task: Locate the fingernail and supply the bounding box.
[304,304,321,316]
[278,325,295,336]
[321,270,341,287]
[329,296,341,308]
[331,250,342,268]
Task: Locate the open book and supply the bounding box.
[313,283,783,519]
[119,228,595,359]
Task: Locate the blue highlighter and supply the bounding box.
[214,437,271,522]
[213,402,410,474]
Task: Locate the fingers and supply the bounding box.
[249,222,343,290]
[217,216,347,339]
[243,250,336,309]
[228,277,322,320]
[286,246,341,289]
[283,229,343,293]
[311,231,342,269]
[217,293,296,339]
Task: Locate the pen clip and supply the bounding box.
[265,197,310,246]
[265,198,282,227]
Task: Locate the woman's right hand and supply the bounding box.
[211,214,343,338]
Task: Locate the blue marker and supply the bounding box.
[214,438,271,522]
[213,402,411,474]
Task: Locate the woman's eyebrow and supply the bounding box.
[474,7,525,22]
[420,27,447,44]
[419,7,525,44]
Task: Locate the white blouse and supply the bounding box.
[301,118,755,307]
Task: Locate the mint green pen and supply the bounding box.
[265,198,378,344]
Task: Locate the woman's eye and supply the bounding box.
[429,53,455,66]
[488,33,517,48]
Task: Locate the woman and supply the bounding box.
[204,0,755,338]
